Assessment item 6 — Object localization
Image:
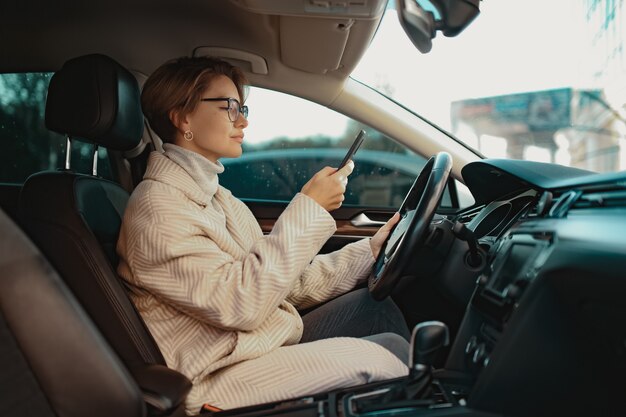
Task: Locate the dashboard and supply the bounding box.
[434,159,626,416]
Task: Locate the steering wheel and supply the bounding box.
[369,152,452,300]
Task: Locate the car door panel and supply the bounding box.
[244,200,393,253]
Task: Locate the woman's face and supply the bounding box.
[174,74,248,162]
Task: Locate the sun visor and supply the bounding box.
[229,0,386,18]
[280,16,354,74]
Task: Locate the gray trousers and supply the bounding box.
[300,288,411,365]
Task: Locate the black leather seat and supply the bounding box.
[17,54,191,416]
[0,207,145,417]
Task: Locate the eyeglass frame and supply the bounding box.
[200,97,248,122]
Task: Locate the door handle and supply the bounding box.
[350,213,386,227]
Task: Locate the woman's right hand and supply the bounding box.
[301,161,354,212]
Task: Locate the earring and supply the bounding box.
[184,130,194,141]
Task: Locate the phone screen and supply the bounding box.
[338,130,366,169]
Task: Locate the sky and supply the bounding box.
[353,0,584,130]
[244,0,587,145]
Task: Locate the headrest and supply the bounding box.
[45,54,144,151]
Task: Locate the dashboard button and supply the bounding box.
[483,356,490,367]
[472,343,487,364]
[465,335,477,355]
[504,283,521,299]
[476,274,489,286]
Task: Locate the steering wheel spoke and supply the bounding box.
[385,210,412,255]
[369,152,453,300]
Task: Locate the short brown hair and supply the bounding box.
[141,56,248,143]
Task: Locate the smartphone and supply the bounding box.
[338,129,366,169]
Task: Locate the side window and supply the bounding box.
[0,73,113,184]
[220,87,428,209]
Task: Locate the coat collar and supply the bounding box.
[143,150,220,207]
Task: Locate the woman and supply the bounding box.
[117,56,410,413]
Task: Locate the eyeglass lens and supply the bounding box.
[228,99,248,121]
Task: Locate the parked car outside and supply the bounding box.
[221,148,425,207]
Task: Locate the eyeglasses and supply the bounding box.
[200,97,248,122]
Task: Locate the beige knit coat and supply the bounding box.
[117,146,408,412]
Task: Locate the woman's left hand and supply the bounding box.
[369,212,400,259]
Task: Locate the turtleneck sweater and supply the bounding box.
[163,143,223,199]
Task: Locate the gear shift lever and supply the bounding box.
[363,321,451,411]
[398,321,450,400]
[409,321,450,377]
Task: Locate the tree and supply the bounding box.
[0,73,65,183]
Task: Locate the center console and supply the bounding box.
[201,322,483,417]
[447,232,555,376]
[202,223,611,417]
[200,369,483,417]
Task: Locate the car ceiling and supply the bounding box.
[1,0,387,105]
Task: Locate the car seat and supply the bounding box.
[17,54,190,416]
[0,206,146,417]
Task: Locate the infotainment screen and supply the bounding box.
[490,243,537,293]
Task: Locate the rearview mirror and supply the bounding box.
[396,0,480,53]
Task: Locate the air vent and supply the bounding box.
[548,190,581,218]
[526,191,553,218]
[573,190,626,209]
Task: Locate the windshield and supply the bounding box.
[353,0,624,173]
